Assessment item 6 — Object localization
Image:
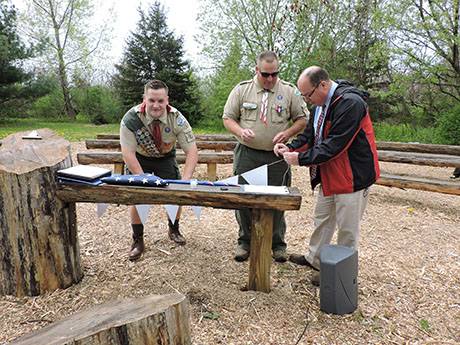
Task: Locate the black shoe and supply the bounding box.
[234,246,249,262]
[129,237,144,261]
[289,254,319,271]
[168,220,186,245]
[272,248,288,263]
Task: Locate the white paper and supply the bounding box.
[241,165,268,186]
[191,206,202,221]
[243,185,289,194]
[135,204,151,224]
[164,204,179,223]
[218,175,239,185]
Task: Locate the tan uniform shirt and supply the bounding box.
[223,77,309,151]
[120,104,195,157]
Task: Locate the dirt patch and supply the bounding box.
[1,142,459,344]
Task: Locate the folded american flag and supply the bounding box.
[101,174,238,187]
[101,174,169,187]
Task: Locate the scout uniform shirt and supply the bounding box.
[222,76,309,151]
[120,103,195,158]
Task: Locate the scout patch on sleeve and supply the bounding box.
[185,131,195,143]
[177,115,186,127]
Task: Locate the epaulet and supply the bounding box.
[280,80,296,88]
[238,79,252,86]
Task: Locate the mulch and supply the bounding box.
[0,142,459,344]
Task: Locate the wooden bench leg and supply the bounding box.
[207,163,217,181]
[248,209,273,292]
[114,163,125,174]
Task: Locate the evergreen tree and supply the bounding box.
[114,1,201,125]
[0,0,31,106]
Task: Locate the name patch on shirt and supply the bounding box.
[242,102,257,110]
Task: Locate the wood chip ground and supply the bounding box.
[1,142,459,344]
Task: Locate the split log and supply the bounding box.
[77,151,234,165]
[377,141,460,155]
[97,133,236,141]
[10,293,191,345]
[0,129,82,296]
[377,173,460,195]
[57,183,302,211]
[377,150,460,168]
[86,139,236,151]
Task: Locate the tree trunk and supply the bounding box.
[10,294,191,345]
[0,129,82,296]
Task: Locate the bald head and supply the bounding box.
[298,66,330,86]
[297,66,331,105]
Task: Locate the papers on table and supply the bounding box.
[243,185,289,195]
[58,165,111,181]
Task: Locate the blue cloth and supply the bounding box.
[57,176,104,186]
[101,174,169,187]
[101,174,238,187]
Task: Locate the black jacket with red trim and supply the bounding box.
[287,80,380,196]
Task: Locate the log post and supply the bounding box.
[207,162,217,181]
[0,129,82,296]
[10,294,191,345]
[248,209,274,292]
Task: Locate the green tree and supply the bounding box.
[21,0,111,119]
[201,38,252,128]
[384,0,460,119]
[113,1,201,125]
[0,0,32,107]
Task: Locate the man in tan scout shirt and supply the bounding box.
[222,51,309,262]
[120,79,198,261]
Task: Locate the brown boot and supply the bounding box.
[168,220,186,245]
[129,224,145,261]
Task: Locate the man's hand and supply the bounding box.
[274,143,290,157]
[283,151,299,166]
[240,128,255,142]
[272,130,289,144]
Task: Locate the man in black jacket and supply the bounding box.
[274,66,380,286]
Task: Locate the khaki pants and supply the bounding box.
[233,144,291,251]
[306,186,370,269]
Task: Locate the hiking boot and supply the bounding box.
[272,248,288,263]
[129,230,144,261]
[168,220,186,245]
[289,253,319,270]
[234,245,249,262]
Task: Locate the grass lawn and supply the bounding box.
[0,118,226,142]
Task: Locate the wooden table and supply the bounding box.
[57,182,302,293]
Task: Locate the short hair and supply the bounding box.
[303,67,330,86]
[144,79,169,95]
[256,51,279,65]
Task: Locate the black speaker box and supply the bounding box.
[319,244,358,315]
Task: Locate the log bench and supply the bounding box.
[10,294,191,345]
[78,151,234,180]
[1,129,302,295]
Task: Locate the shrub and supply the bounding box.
[29,89,66,119]
[436,104,460,145]
[72,86,123,124]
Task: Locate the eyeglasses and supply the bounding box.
[260,71,279,78]
[302,83,320,99]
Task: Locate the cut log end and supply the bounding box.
[10,294,191,345]
[0,129,70,174]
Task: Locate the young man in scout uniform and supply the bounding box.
[222,51,309,263]
[120,79,198,261]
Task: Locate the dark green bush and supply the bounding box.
[72,86,123,124]
[29,88,65,118]
[436,103,460,145]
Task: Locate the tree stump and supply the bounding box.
[0,129,82,296]
[10,294,191,345]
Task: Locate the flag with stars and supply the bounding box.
[101,174,169,187]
